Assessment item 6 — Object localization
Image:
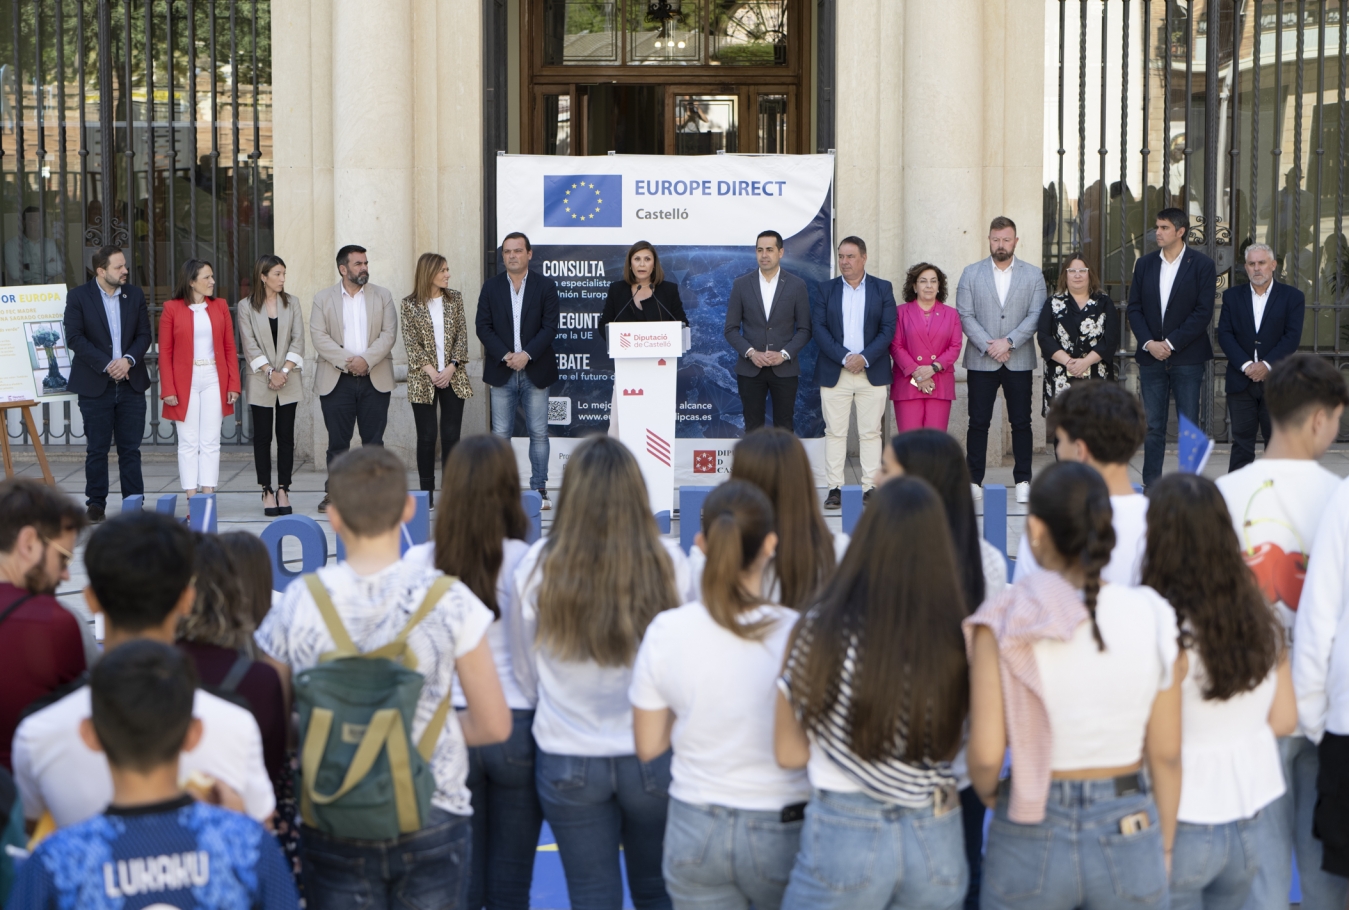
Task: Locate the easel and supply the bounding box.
[0,401,56,485]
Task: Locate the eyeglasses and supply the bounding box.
[42,536,74,570]
[1064,268,1090,275]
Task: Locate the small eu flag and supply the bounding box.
[1177,413,1214,475]
[544,175,623,227]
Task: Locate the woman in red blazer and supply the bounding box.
[890,262,963,432]
[159,259,241,495]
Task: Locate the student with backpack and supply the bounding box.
[1142,473,1296,910]
[516,435,692,910]
[966,462,1183,910]
[254,446,511,909]
[403,433,541,910]
[11,640,299,910]
[630,481,808,910]
[775,477,971,910]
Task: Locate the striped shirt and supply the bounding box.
[779,613,956,807]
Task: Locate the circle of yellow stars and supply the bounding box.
[564,182,604,220]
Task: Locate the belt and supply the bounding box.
[193,359,217,366]
[998,772,1144,799]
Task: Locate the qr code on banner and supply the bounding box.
[547,397,572,426]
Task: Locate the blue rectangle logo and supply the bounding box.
[544,175,623,227]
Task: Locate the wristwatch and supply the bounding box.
[282,367,291,374]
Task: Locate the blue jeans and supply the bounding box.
[663,796,803,910]
[980,779,1166,910]
[1137,360,1205,487]
[1170,817,1258,910]
[780,789,967,910]
[466,709,543,910]
[489,370,550,491]
[300,807,471,910]
[1240,736,1349,910]
[535,749,673,910]
[78,381,146,509]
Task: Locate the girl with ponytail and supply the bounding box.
[966,461,1184,910]
[630,481,808,910]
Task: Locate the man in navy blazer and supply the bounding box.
[1216,242,1306,471]
[63,246,151,521]
[812,236,896,508]
[1126,207,1217,487]
[475,231,560,506]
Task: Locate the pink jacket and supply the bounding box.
[962,571,1090,824]
[890,301,963,401]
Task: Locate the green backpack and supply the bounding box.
[294,573,456,841]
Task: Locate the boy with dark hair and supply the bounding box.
[1013,380,1149,584]
[12,512,273,829]
[10,640,298,910]
[1218,353,1349,910]
[255,446,510,907]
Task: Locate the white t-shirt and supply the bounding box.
[12,686,274,828]
[629,601,809,810]
[517,537,693,756]
[255,560,494,816]
[688,530,850,607]
[403,538,534,710]
[1034,584,1179,771]
[1014,493,1148,588]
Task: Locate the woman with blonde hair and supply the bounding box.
[516,435,694,910]
[402,252,473,502]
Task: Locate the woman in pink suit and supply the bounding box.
[890,262,963,431]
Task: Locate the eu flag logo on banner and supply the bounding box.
[544,175,622,227]
[1177,413,1214,475]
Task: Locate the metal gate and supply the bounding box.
[1,0,272,447]
[1044,0,1347,440]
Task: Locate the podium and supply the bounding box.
[608,321,688,515]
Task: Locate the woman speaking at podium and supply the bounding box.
[601,241,689,435]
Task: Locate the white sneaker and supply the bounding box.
[971,483,983,502]
[1016,481,1031,504]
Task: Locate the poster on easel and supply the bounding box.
[0,284,73,403]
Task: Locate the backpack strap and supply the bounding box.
[304,574,359,658]
[0,593,36,630]
[301,706,422,834]
[216,651,253,694]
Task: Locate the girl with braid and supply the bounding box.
[965,462,1184,910]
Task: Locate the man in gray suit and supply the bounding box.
[723,230,813,432]
[310,244,398,511]
[956,216,1047,503]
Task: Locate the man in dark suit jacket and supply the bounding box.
[63,246,151,522]
[812,236,896,507]
[723,230,812,432]
[1216,242,1306,471]
[1126,207,1217,487]
[476,231,560,506]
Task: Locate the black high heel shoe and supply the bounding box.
[262,486,280,517]
[276,485,293,516]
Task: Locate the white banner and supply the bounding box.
[0,284,75,403]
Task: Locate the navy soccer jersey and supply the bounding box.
[11,795,297,910]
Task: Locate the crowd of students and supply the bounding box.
[1,354,1349,910]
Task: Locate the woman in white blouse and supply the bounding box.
[1141,473,1296,910]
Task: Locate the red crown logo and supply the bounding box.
[622,388,644,396]
[693,450,717,473]
[619,333,632,349]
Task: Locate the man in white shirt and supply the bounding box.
[310,244,399,512]
[1216,354,1349,910]
[11,512,274,829]
[812,237,897,508]
[1013,381,1148,586]
[3,206,63,285]
[1216,242,1306,472]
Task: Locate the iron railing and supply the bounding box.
[1,0,272,447]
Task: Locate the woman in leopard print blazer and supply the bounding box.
[402,252,473,499]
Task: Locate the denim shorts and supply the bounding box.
[981,778,1167,910]
[663,796,803,910]
[780,789,968,910]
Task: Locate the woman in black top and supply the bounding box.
[600,240,689,329]
[1037,252,1120,415]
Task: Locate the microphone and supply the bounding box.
[612,284,642,323]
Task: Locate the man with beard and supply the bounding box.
[311,244,398,512]
[0,479,87,772]
[956,216,1047,504]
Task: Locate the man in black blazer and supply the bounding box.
[723,230,812,432]
[63,245,152,521]
[813,236,896,507]
[476,231,560,506]
[1216,242,1306,471]
[1126,207,1217,487]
